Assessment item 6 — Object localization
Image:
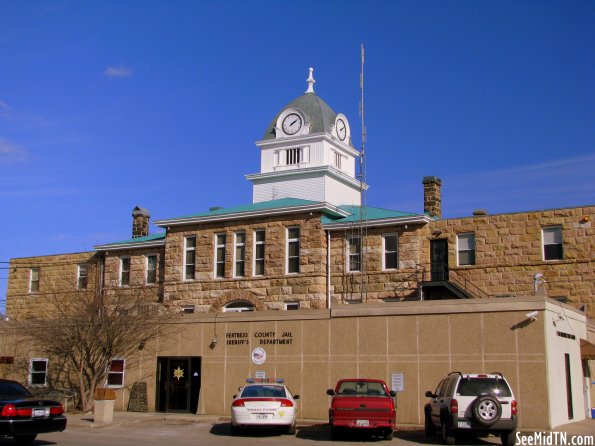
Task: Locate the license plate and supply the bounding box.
[33,409,47,417]
[356,419,369,427]
[255,414,271,420]
[458,420,471,428]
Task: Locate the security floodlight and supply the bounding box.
[526,311,538,321]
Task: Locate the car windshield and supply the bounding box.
[240,385,287,398]
[456,378,512,397]
[0,381,32,398]
[337,381,387,397]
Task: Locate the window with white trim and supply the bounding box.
[215,234,226,278]
[286,148,301,165]
[383,234,398,270]
[29,268,40,293]
[543,226,563,260]
[348,237,361,272]
[184,237,196,280]
[29,358,48,386]
[253,230,265,276]
[334,151,343,170]
[223,300,255,312]
[146,254,157,284]
[234,232,246,277]
[286,227,300,274]
[107,359,125,388]
[284,301,299,310]
[77,264,88,289]
[457,233,476,266]
[120,257,131,286]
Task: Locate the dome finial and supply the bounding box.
[305,67,315,94]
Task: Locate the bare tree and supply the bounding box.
[15,286,175,412]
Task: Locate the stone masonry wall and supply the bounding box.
[428,206,595,317]
[329,224,429,303]
[160,212,328,312]
[6,252,98,320]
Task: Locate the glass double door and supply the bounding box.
[157,357,201,413]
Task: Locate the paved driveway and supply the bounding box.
[0,418,502,446]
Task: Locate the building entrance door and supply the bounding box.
[157,357,201,413]
[430,239,449,281]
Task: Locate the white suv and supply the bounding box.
[424,372,518,446]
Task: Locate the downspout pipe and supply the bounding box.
[327,230,331,310]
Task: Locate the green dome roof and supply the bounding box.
[262,92,338,140]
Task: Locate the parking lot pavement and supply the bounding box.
[0,411,499,446]
[2,412,590,446]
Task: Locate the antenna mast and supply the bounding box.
[358,43,368,302]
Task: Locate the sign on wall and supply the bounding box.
[251,347,267,365]
[391,373,404,392]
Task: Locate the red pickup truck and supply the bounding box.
[326,378,396,440]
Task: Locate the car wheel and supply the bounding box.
[425,412,436,436]
[383,428,394,440]
[287,421,296,435]
[472,395,502,426]
[441,422,456,445]
[14,434,37,445]
[230,424,240,436]
[501,429,516,446]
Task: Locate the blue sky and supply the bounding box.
[1,1,594,309]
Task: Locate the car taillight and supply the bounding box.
[50,404,64,416]
[1,404,16,417]
[280,399,293,407]
[1,404,32,418]
[450,399,458,414]
[511,400,517,415]
[232,399,245,407]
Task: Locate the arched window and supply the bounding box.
[223,300,255,313]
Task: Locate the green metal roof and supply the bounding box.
[95,232,166,249]
[321,205,423,225]
[173,198,322,219]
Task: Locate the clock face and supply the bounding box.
[282,113,302,135]
[336,118,347,141]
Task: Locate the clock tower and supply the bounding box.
[246,68,366,206]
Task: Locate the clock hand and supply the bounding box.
[291,119,299,127]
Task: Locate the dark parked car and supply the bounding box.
[0,379,67,444]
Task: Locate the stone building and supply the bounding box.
[3,69,594,430]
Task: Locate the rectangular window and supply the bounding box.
[253,230,265,276]
[457,233,476,266]
[543,226,563,260]
[182,305,195,314]
[284,301,299,310]
[29,268,40,293]
[287,227,300,274]
[383,234,398,270]
[29,358,48,386]
[184,237,196,280]
[334,152,342,169]
[120,257,131,286]
[234,232,246,277]
[348,237,361,272]
[77,264,88,289]
[215,234,226,278]
[146,254,157,284]
[286,148,301,165]
[107,359,125,388]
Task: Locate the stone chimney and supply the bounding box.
[132,206,150,238]
[423,176,442,218]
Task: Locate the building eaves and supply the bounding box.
[154,198,351,228]
[322,205,431,229]
[95,233,166,252]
